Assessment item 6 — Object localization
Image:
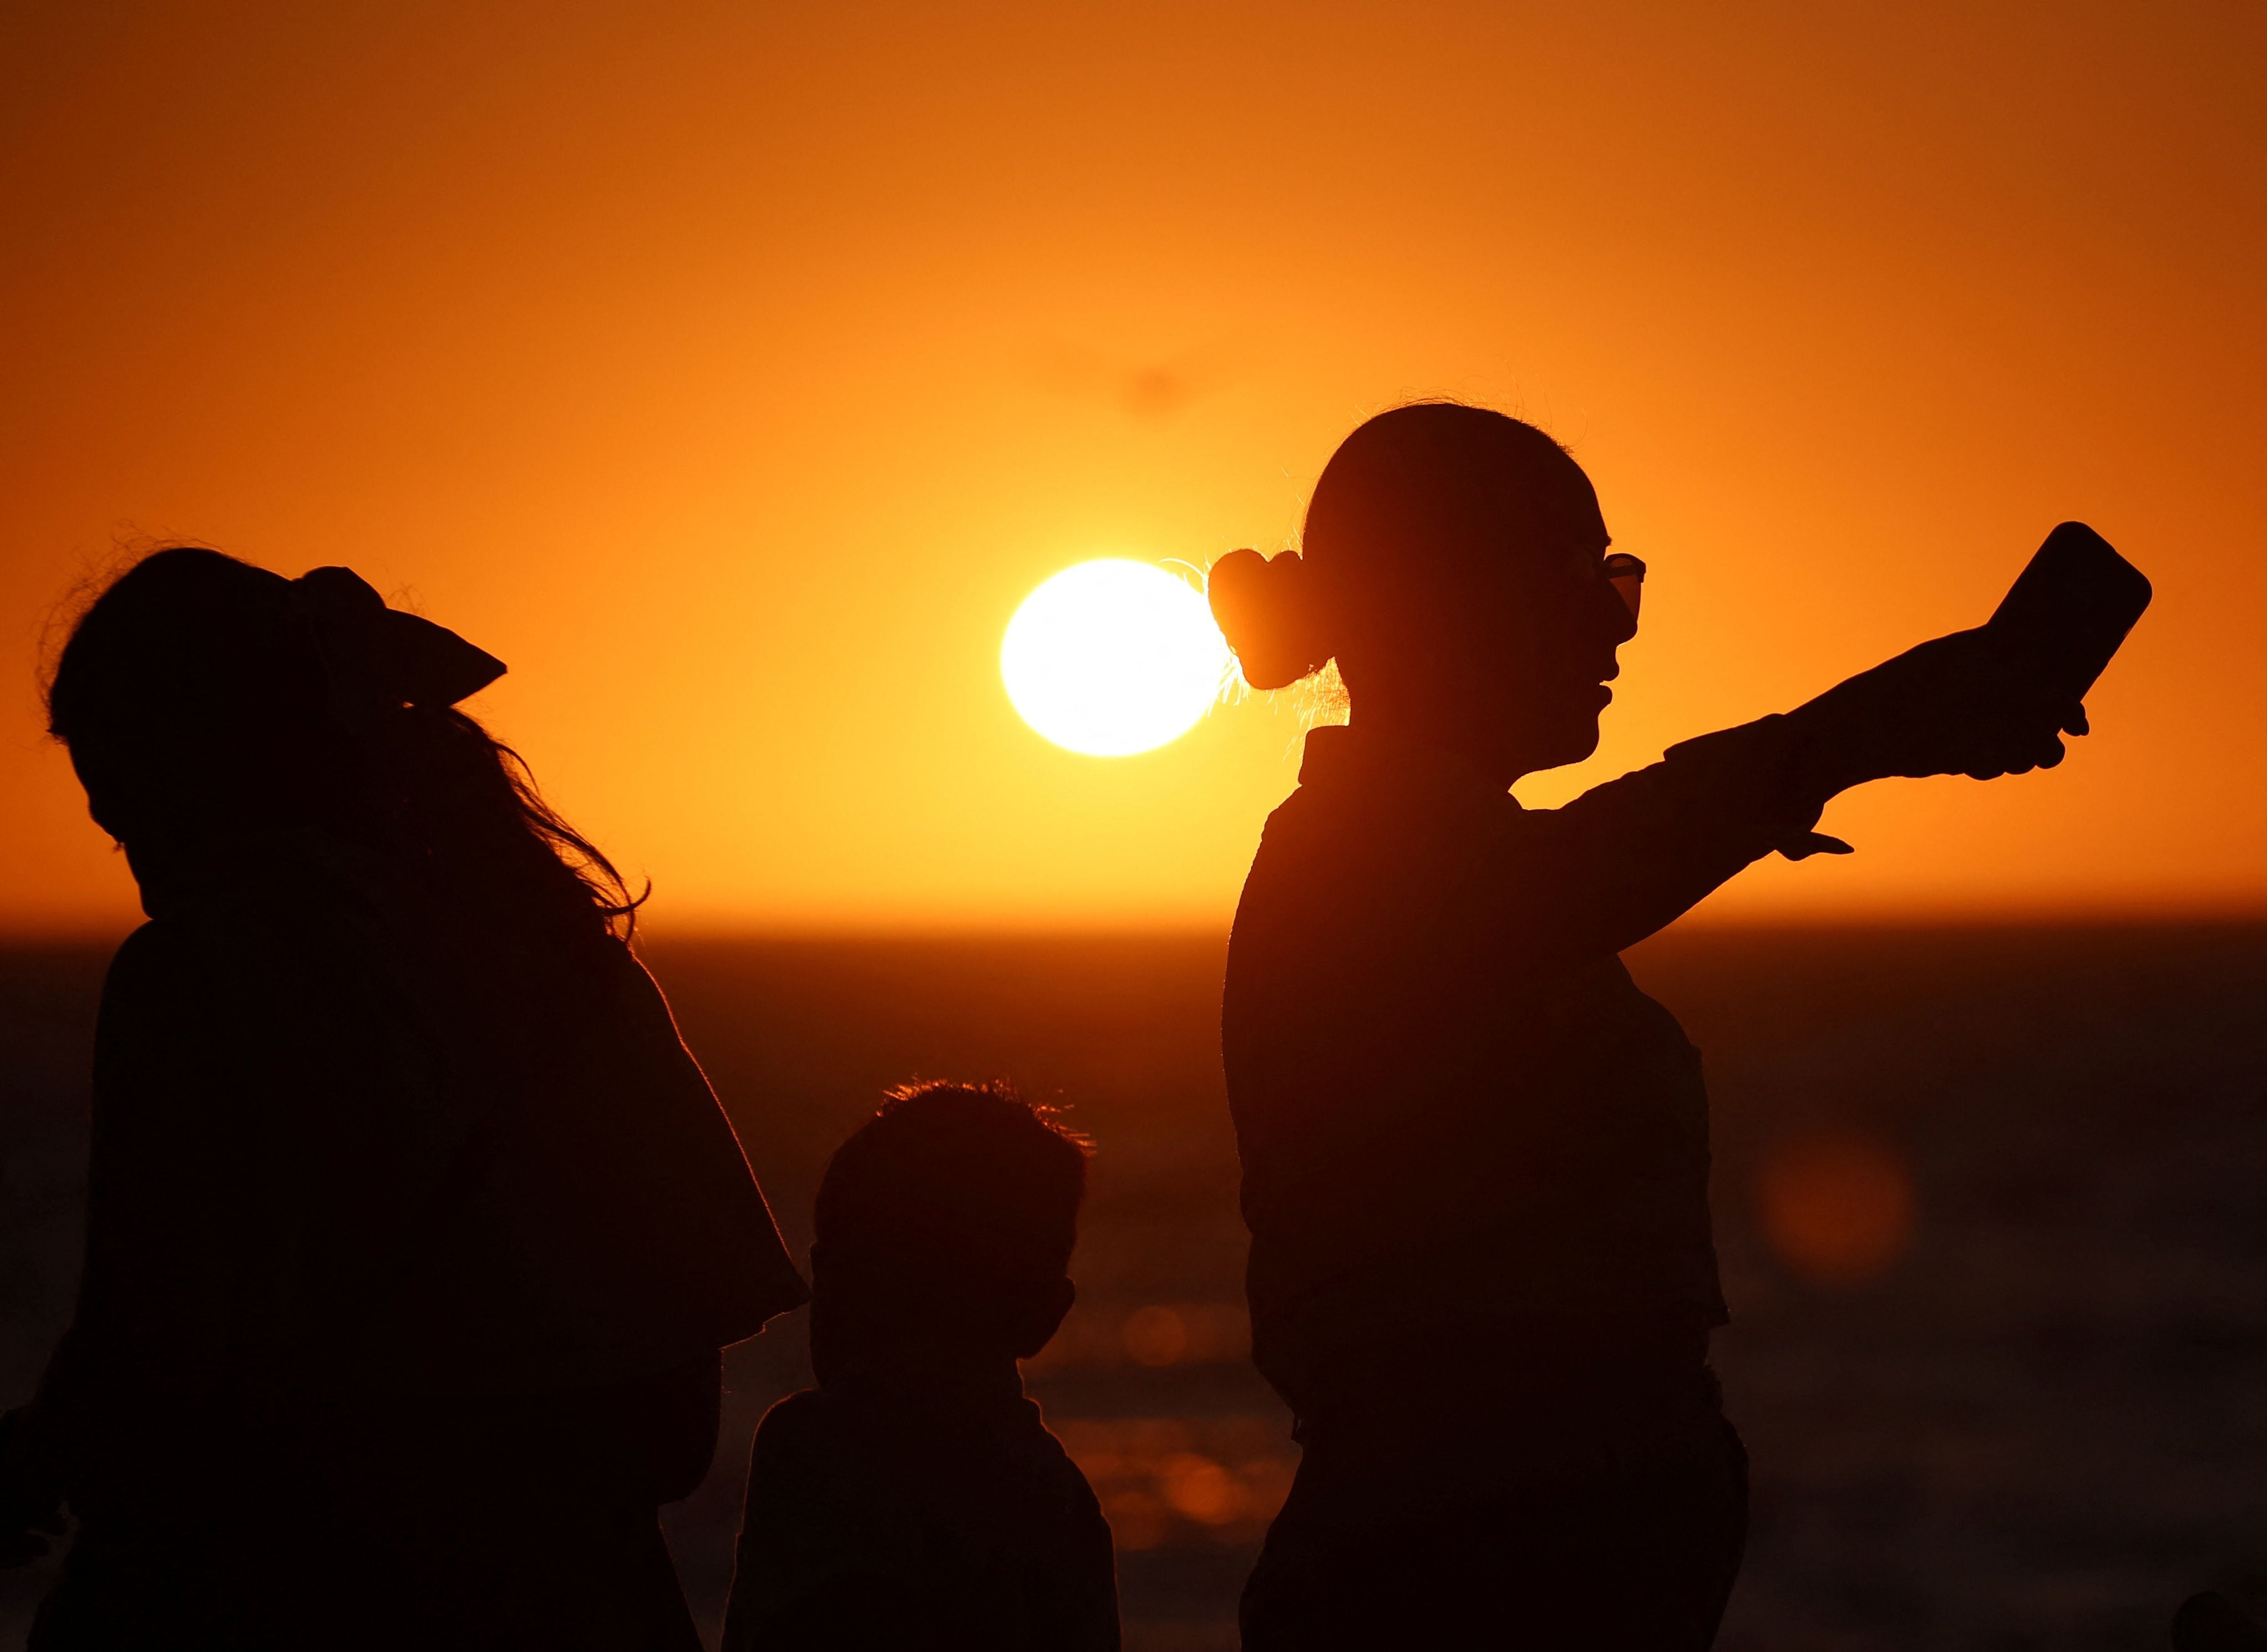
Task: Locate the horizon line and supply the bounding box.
[6,906,2267,948]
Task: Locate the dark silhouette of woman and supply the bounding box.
[1206,405,2086,1650]
[0,550,808,1649]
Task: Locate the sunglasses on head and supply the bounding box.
[1603,553,1646,620]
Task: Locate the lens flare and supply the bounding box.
[1002,560,1228,756]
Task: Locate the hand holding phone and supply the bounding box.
[1787,522,2149,804]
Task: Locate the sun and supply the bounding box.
[1002,560,1230,756]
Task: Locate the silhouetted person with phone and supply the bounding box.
[0,548,807,1649]
[1206,404,2107,1649]
[722,1081,1119,1652]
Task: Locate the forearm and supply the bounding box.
[1521,715,1839,957]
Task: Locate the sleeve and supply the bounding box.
[464,943,808,1386]
[1484,715,1843,962]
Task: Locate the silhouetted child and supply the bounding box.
[721,1081,1118,1652]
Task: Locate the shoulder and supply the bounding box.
[746,1390,892,1506]
[750,1388,834,1458]
[97,884,466,1140]
[103,916,248,995]
[106,919,175,977]
[99,922,190,1019]
[1006,1404,1111,1523]
[734,1390,922,1607]
[1019,1404,1089,1473]
[105,869,391,1020]
[95,918,257,1060]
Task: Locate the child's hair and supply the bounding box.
[815,1080,1090,1284]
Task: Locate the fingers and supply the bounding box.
[1962,729,2067,780]
[2062,703,2090,738]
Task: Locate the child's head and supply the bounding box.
[809,1080,1090,1378]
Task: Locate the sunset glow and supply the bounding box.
[0,5,2258,932]
[1001,561,1229,757]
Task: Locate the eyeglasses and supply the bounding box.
[1603,553,1646,620]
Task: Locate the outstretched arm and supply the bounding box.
[1500,627,2087,959]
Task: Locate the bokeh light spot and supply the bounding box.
[1121,1304,1190,1366]
[1058,1416,1296,1552]
[1002,560,1228,756]
[1757,1129,1917,1284]
[1161,1453,1241,1523]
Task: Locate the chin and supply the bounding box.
[1540,717,1603,770]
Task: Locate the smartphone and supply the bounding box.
[1985,522,2152,702]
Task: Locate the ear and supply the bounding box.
[1011,1277,1077,1361]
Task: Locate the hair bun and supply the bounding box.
[1206,548,1331,690]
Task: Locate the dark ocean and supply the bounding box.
[3,925,2263,1649]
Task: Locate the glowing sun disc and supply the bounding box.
[1002,560,1229,756]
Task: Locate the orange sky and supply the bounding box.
[5,1,2262,934]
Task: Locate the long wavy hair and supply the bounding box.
[46,547,644,943]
